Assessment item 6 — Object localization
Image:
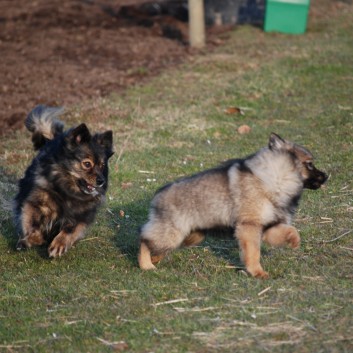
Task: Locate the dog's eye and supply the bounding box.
[306,162,314,171]
[82,160,93,169]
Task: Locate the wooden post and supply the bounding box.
[188,0,205,48]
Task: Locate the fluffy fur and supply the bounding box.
[138,133,328,278]
[13,105,114,257]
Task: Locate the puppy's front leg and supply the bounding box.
[48,223,86,258]
[262,224,300,249]
[236,223,269,279]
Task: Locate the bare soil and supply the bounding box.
[0,0,347,136]
[0,0,198,135]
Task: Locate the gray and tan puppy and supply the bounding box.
[138,133,327,278]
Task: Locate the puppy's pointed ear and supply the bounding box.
[269,132,286,151]
[94,130,114,158]
[67,124,91,145]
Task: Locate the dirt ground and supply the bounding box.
[0,0,198,135]
[0,0,348,136]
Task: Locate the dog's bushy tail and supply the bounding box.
[25,105,65,150]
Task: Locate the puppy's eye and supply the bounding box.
[82,160,93,169]
[306,162,314,171]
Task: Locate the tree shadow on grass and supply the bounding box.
[0,167,18,249]
[109,197,150,267]
[203,227,243,269]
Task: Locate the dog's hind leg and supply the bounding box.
[48,223,86,257]
[144,231,205,267]
[182,231,205,247]
[263,224,300,249]
[17,229,45,250]
[17,203,45,250]
[139,222,186,270]
[138,240,157,270]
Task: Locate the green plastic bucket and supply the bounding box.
[264,0,311,34]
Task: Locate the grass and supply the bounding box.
[1,2,352,352]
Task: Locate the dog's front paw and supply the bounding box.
[252,269,269,279]
[286,228,301,249]
[246,265,269,279]
[48,236,71,258]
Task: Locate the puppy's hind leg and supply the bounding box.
[182,231,205,247]
[17,203,45,250]
[17,229,45,250]
[149,228,198,264]
[138,240,156,270]
[138,222,185,270]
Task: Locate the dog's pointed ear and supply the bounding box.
[269,132,286,151]
[94,130,114,158]
[67,124,91,145]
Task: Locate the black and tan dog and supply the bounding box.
[13,105,114,257]
[138,133,327,278]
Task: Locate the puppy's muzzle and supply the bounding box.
[304,169,328,190]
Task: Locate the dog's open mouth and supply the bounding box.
[85,183,96,194]
[78,179,100,196]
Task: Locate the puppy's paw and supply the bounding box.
[246,265,269,279]
[286,228,301,249]
[263,224,300,249]
[140,263,157,270]
[17,229,45,250]
[48,237,71,258]
[253,269,269,279]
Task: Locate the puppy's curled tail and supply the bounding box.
[25,105,65,150]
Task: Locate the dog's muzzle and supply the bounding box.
[78,179,104,196]
[304,170,328,190]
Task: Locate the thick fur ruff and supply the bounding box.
[139,133,328,278]
[14,105,114,257]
